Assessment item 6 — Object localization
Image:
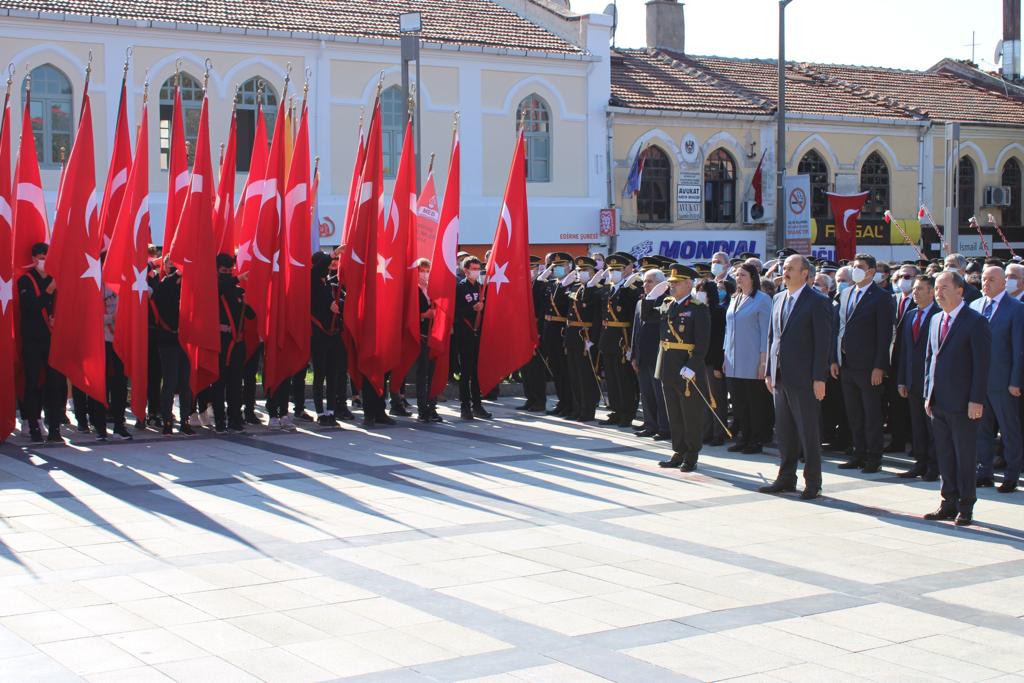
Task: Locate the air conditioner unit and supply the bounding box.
[984,185,1013,207]
[742,200,766,224]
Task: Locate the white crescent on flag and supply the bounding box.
[85,191,98,230]
[174,170,190,193]
[284,183,308,228]
[109,168,128,196]
[358,181,372,206]
[442,216,460,276]
[842,208,858,233]
[501,202,512,249]
[0,196,11,227]
[190,174,204,193]
[133,195,150,246]
[259,179,277,207]
[16,182,46,224]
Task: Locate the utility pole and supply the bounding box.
[775,0,794,253]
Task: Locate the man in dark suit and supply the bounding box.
[887,263,919,453]
[632,265,670,440]
[833,253,895,473]
[969,265,1024,493]
[897,275,940,479]
[924,271,990,526]
[761,255,832,499]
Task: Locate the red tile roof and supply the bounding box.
[612,49,1024,125]
[0,0,583,54]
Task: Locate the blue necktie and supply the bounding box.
[983,299,994,321]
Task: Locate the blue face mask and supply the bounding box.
[838,282,853,293]
[553,265,567,278]
[717,289,728,304]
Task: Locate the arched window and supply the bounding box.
[860,152,889,219]
[798,150,830,221]
[159,72,204,170]
[381,86,404,179]
[704,148,736,223]
[22,64,73,169]
[637,146,670,224]
[1002,158,1022,227]
[958,156,976,228]
[516,94,551,182]
[236,78,278,173]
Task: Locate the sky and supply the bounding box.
[570,0,1008,71]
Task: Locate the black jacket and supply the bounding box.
[455,277,483,335]
[632,294,666,370]
[151,275,182,346]
[705,303,726,372]
[17,269,54,341]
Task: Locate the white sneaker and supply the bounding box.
[269,417,282,430]
[281,415,296,430]
[198,409,212,428]
[189,413,201,427]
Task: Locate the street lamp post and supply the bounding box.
[399,11,423,191]
[775,0,794,253]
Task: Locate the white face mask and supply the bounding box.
[945,266,958,273]
[851,267,867,283]
[711,263,726,277]
[34,259,46,273]
[609,270,623,284]
[1008,277,1020,293]
[578,271,592,284]
[873,272,884,283]
[898,278,913,294]
[419,272,429,288]
[693,291,708,305]
[467,269,480,282]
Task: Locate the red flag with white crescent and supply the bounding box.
[235,104,268,276]
[826,191,868,262]
[427,131,459,399]
[0,89,15,440]
[214,109,237,256]
[99,76,132,251]
[162,83,188,260]
[12,88,48,274]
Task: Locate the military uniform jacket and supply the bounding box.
[17,269,54,341]
[150,275,182,346]
[455,278,483,335]
[531,278,547,336]
[599,279,641,355]
[566,282,602,347]
[540,280,571,337]
[655,295,710,390]
[633,294,667,370]
[311,276,339,336]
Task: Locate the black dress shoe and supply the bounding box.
[472,406,492,419]
[998,481,1018,493]
[29,428,43,443]
[860,463,881,474]
[799,488,821,500]
[922,470,940,482]
[377,415,397,426]
[708,438,725,447]
[977,476,995,487]
[658,454,684,468]
[679,459,698,473]
[652,432,670,441]
[994,455,1008,470]
[417,415,431,423]
[336,408,355,420]
[162,421,174,435]
[362,416,376,428]
[460,409,474,420]
[634,428,657,438]
[838,460,864,470]
[727,443,747,453]
[600,415,619,425]
[244,412,261,425]
[429,412,444,423]
[389,404,411,417]
[576,414,596,423]
[898,466,925,479]
[742,444,763,455]
[180,423,195,436]
[955,513,973,526]
[758,481,797,494]
[923,507,957,521]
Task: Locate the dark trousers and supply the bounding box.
[158,344,192,423]
[243,345,262,417]
[604,346,637,423]
[565,328,599,419]
[147,333,162,419]
[542,325,571,411]
[638,364,669,435]
[821,376,849,447]
[774,381,823,490]
[335,345,350,413]
[728,377,772,446]
[520,350,547,409]
[661,374,703,460]
[361,377,387,419]
[22,336,65,433]
[703,369,728,441]
[840,367,884,464]
[415,339,437,416]
[455,330,482,409]
[211,336,244,428]
[72,386,89,426]
[266,384,289,418]
[931,406,979,514]
[886,376,910,450]
[907,392,937,473]
[312,331,343,415]
[977,391,1022,484]
[290,368,307,416]
[88,342,129,435]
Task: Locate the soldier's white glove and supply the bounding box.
[585,340,594,352]
[560,271,577,287]
[625,350,632,362]
[624,272,641,287]
[537,266,554,281]
[586,270,603,288]
[680,367,696,381]
[646,280,669,299]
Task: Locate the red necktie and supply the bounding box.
[899,296,908,321]
[912,308,923,343]
[938,313,951,346]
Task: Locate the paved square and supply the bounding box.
[1,397,1023,682]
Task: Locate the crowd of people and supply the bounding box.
[12,237,1013,527]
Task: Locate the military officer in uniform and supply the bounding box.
[564,256,603,422]
[599,252,642,428]
[538,252,575,417]
[517,255,549,412]
[655,264,710,472]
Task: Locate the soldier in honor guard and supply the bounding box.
[598,252,642,428]
[564,256,603,422]
[517,255,549,412]
[654,263,710,472]
[537,252,575,417]
[211,253,249,433]
[454,256,491,420]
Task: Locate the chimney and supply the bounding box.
[646,0,685,54]
[1004,0,1021,80]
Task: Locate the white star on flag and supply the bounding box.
[377,254,393,282]
[236,240,252,270]
[0,276,11,315]
[81,254,102,290]
[131,265,149,303]
[490,261,510,294]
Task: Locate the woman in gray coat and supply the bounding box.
[724,263,773,453]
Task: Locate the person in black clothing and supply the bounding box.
[564,256,603,422]
[539,252,575,417]
[454,256,490,420]
[699,279,728,446]
[516,255,549,413]
[145,257,163,428]
[326,256,354,420]
[210,254,248,432]
[310,252,341,426]
[598,252,642,428]
[150,262,194,436]
[18,243,65,443]
[413,258,443,423]
[632,262,671,441]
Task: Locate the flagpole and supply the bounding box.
[919,204,951,255]
[883,211,926,261]
[987,213,1017,258]
[967,216,992,258]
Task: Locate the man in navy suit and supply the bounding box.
[760,255,832,499]
[887,263,919,453]
[969,265,1024,493]
[833,253,895,473]
[924,272,990,526]
[897,275,940,480]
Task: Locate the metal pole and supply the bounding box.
[775,0,792,253]
[415,40,422,192]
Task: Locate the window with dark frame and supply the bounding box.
[958,156,976,228]
[860,152,890,220]
[381,86,404,180]
[235,78,278,173]
[798,150,831,221]
[516,94,551,183]
[703,148,736,223]
[159,73,204,170]
[21,64,73,170]
[1002,158,1022,227]
[637,146,671,224]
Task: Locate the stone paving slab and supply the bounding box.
[1,396,1023,682]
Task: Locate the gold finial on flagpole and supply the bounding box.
[84,50,93,90]
[303,65,311,107]
[123,47,132,77]
[358,106,365,131]
[408,82,415,117]
[5,63,13,95]
[282,62,292,100]
[174,58,183,88]
[375,71,385,101]
[452,111,460,133]
[313,155,320,175]
[142,72,149,106]
[218,142,225,166]
[203,58,212,93]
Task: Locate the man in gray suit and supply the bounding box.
[761,255,832,499]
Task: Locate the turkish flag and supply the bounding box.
[168,94,220,395]
[12,91,48,274]
[477,130,537,396]
[343,99,383,385]
[235,104,268,276]
[338,117,367,383]
[162,84,189,261]
[427,131,459,400]
[0,92,15,440]
[827,191,869,262]
[214,109,237,256]
[99,77,132,252]
[48,91,106,403]
[104,102,152,421]
[416,169,439,262]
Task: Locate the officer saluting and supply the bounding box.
[537,252,575,417]
[654,263,710,472]
[564,255,603,422]
[598,252,642,428]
